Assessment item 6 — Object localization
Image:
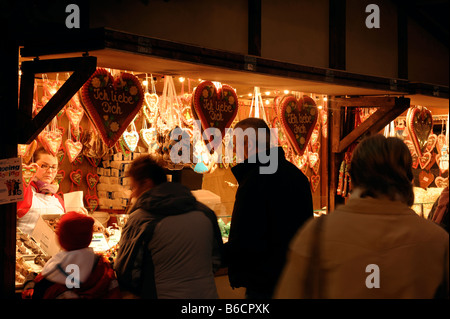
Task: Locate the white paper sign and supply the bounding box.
[63,191,85,211]
[0,157,23,205]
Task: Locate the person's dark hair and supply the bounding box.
[127,155,167,186]
[234,117,271,150]
[34,146,56,162]
[349,134,414,207]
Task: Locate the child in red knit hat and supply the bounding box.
[22,211,121,299]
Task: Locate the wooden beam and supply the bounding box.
[329,0,346,70]
[333,97,410,153]
[248,0,261,56]
[17,56,97,144]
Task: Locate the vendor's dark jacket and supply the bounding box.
[225,146,313,295]
[114,182,223,298]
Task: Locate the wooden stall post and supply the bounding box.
[327,96,410,212]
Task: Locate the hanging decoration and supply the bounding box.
[121,121,140,152]
[191,80,239,143]
[406,105,433,157]
[18,140,37,164]
[80,68,145,148]
[22,163,39,186]
[69,169,82,192]
[278,95,318,156]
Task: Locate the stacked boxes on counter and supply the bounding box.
[96,152,147,210]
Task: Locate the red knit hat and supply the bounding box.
[56,211,94,251]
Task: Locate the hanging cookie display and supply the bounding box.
[121,121,140,152]
[69,169,82,192]
[80,68,145,148]
[22,163,39,186]
[278,95,319,156]
[191,80,239,148]
[406,105,433,157]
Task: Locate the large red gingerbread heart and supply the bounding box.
[278,95,319,156]
[406,106,433,157]
[80,68,144,148]
[192,81,239,142]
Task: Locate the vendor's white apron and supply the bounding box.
[17,188,64,235]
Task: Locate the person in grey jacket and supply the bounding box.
[114,156,223,299]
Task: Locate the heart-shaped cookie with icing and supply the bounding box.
[435,176,449,188]
[65,139,83,163]
[419,152,432,169]
[54,170,65,185]
[80,68,144,148]
[70,169,82,186]
[192,81,239,141]
[140,128,159,150]
[406,106,433,156]
[436,134,447,154]
[66,105,84,128]
[22,163,39,186]
[40,131,63,156]
[86,157,101,167]
[310,175,320,193]
[18,140,37,164]
[122,130,139,152]
[85,195,99,212]
[425,134,437,153]
[278,95,319,156]
[418,170,434,189]
[86,173,99,190]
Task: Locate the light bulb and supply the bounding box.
[179,77,185,83]
[323,97,328,102]
[284,90,289,94]
[143,80,148,86]
[265,91,271,96]
[248,93,253,97]
[265,100,270,105]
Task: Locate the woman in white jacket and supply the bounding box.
[275,134,449,299]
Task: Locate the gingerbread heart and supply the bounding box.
[56,146,66,164]
[311,141,320,153]
[435,176,449,188]
[85,195,99,212]
[18,140,37,164]
[278,95,319,156]
[436,134,447,154]
[86,157,101,167]
[65,139,83,163]
[425,134,438,153]
[22,163,39,186]
[308,152,319,169]
[70,169,82,186]
[80,68,144,148]
[310,122,320,146]
[418,171,434,189]
[436,148,449,173]
[419,152,432,169]
[143,92,159,124]
[140,128,159,150]
[312,157,320,175]
[310,175,320,193]
[54,170,65,185]
[86,173,99,190]
[40,131,63,156]
[406,106,433,156]
[412,155,419,169]
[122,130,139,152]
[66,105,84,128]
[71,125,83,141]
[299,154,308,175]
[192,81,239,141]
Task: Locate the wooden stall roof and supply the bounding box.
[19,28,448,108]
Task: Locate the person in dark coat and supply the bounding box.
[224,117,314,299]
[114,156,223,299]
